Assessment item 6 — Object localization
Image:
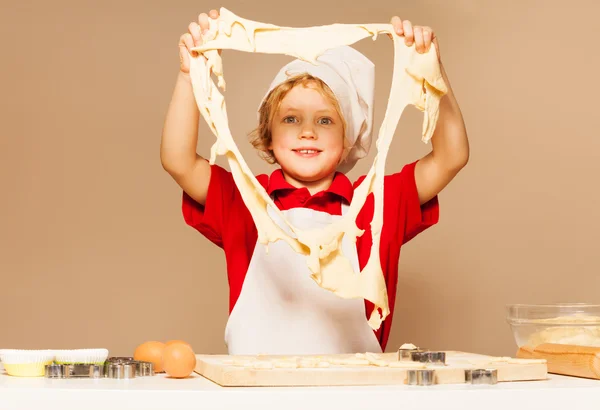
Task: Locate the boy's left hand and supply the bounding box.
[390,16,441,61]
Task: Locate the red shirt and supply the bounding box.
[182,160,439,351]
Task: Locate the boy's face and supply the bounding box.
[269,83,345,185]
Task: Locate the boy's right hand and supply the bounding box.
[178,9,220,74]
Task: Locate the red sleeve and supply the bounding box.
[354,160,439,246]
[393,160,440,244]
[181,163,236,248]
[354,160,439,351]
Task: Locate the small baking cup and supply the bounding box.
[0,349,56,377]
[54,348,109,365]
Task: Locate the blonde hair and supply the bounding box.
[248,73,347,164]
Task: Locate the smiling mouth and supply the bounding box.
[292,148,322,158]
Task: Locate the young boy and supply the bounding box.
[161,9,469,355]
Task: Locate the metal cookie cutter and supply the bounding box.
[105,357,154,377]
[136,361,155,377]
[45,364,64,379]
[410,351,446,366]
[406,369,436,386]
[108,357,134,363]
[106,362,136,379]
[466,368,498,385]
[44,364,103,379]
[397,345,425,361]
[63,364,104,379]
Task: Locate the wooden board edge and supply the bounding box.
[520,344,600,380]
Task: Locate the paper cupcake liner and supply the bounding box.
[0,350,55,377]
[54,348,109,365]
[3,362,54,377]
[0,349,56,364]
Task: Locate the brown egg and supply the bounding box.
[162,341,196,378]
[134,341,166,373]
[165,339,192,349]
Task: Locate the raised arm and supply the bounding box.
[414,60,469,204]
[160,10,221,206]
[391,16,470,205]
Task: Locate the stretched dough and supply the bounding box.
[187,8,447,329]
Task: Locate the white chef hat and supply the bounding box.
[258,46,375,173]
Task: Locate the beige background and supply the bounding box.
[1,0,599,358]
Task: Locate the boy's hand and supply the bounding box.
[390,16,441,61]
[178,9,220,74]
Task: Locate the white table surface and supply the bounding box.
[1,365,599,410]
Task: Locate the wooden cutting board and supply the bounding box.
[517,344,600,379]
[194,351,547,387]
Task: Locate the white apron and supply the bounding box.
[224,202,382,355]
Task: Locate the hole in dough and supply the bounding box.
[188,8,447,330]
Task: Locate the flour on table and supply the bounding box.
[466,357,546,366]
[220,352,428,369]
[187,7,447,329]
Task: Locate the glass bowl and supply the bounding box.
[506,303,600,348]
